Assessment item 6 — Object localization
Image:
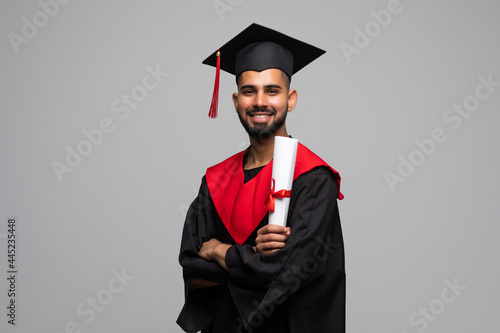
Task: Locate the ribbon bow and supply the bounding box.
[266,178,292,212]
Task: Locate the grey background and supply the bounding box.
[1,0,499,332]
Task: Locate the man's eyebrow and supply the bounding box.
[264,84,283,89]
[239,84,283,90]
[239,84,256,90]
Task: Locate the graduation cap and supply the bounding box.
[203,23,326,118]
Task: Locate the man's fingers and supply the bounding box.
[256,241,286,253]
[257,232,287,242]
[255,225,291,254]
[257,224,290,235]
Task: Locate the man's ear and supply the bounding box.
[287,89,297,111]
[232,92,239,112]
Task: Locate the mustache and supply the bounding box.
[246,108,277,116]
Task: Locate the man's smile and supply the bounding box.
[249,113,273,123]
[247,109,276,123]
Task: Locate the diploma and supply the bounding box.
[267,136,298,226]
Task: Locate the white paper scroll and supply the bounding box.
[268,136,299,226]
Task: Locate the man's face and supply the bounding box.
[233,68,296,141]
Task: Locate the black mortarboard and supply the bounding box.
[203,23,326,118]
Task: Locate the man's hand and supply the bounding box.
[188,277,219,290]
[255,225,291,255]
[199,238,231,271]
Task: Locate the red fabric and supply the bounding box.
[206,143,343,245]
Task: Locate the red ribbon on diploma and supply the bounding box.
[266,178,292,212]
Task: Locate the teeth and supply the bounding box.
[253,115,269,118]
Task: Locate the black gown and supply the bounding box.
[177,165,345,333]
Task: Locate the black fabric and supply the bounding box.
[177,166,345,333]
[243,166,265,184]
[235,41,294,79]
[202,23,326,78]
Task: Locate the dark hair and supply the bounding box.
[236,69,291,91]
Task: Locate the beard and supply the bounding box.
[237,107,287,141]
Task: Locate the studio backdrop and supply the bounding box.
[1,0,499,332]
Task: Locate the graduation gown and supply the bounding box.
[177,145,345,333]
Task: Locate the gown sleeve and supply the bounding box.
[178,176,230,285]
[177,176,231,332]
[224,166,345,329]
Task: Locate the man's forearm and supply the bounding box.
[199,238,231,271]
[212,243,230,270]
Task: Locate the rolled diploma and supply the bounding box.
[268,136,299,226]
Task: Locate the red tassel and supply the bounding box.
[208,49,221,119]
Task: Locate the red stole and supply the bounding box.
[205,143,343,245]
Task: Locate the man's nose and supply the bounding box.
[253,91,267,109]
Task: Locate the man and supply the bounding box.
[177,23,345,333]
